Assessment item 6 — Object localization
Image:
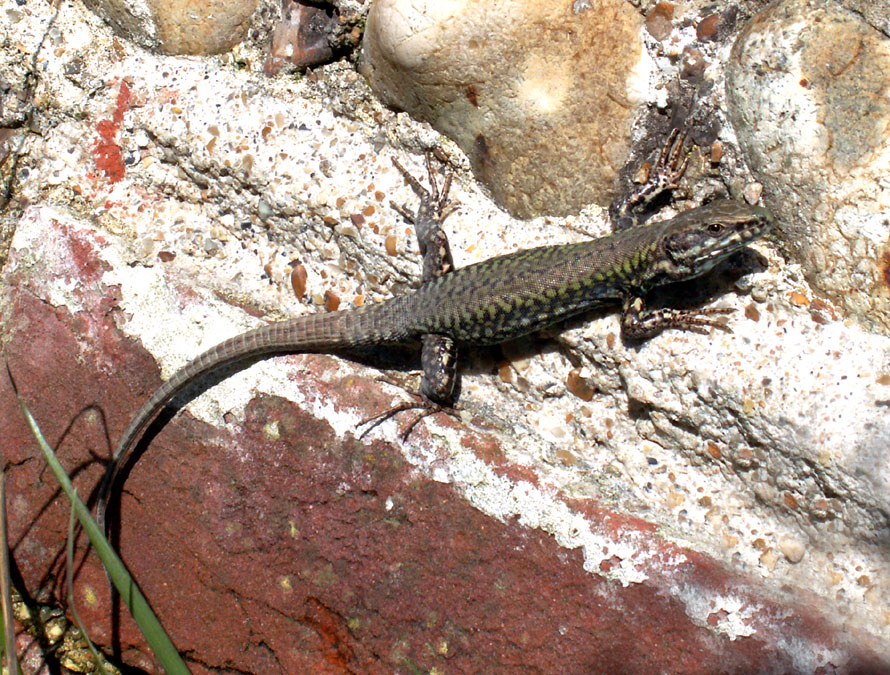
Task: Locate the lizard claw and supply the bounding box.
[357,395,460,441]
[391,151,456,225]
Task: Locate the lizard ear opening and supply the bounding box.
[664,231,694,261]
[662,231,699,278]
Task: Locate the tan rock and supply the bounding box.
[83,0,259,55]
[360,0,645,219]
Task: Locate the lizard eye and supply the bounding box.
[707,223,724,234]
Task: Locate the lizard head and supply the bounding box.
[659,200,773,280]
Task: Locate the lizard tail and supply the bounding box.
[96,297,412,535]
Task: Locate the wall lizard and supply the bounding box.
[96,133,772,532]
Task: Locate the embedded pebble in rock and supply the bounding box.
[778,536,807,564]
[726,0,890,333]
[82,0,259,54]
[264,2,336,75]
[263,1,365,75]
[360,0,644,219]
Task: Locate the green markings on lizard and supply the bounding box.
[97,187,772,541]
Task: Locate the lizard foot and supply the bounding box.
[358,396,461,441]
[611,126,693,230]
[390,151,457,228]
[647,126,690,195]
[622,304,735,340]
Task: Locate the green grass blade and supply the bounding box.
[10,374,189,674]
[67,492,111,675]
[0,472,22,675]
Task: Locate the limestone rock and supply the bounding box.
[727,0,890,333]
[360,0,644,219]
[82,0,259,55]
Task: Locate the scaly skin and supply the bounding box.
[95,197,771,532]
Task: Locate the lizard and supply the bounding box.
[95,131,772,533]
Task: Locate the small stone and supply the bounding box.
[324,290,340,312]
[750,286,769,303]
[257,199,274,221]
[742,182,763,205]
[645,2,674,41]
[264,1,339,75]
[384,234,398,256]
[291,264,308,298]
[680,47,707,81]
[760,549,779,571]
[778,536,807,563]
[566,368,595,401]
[696,13,720,41]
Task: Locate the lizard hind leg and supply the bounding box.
[357,397,461,442]
[357,334,461,441]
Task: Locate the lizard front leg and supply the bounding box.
[391,152,456,282]
[619,295,733,340]
[610,127,691,231]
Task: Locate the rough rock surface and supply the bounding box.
[2,0,890,671]
[361,0,644,218]
[727,0,890,333]
[82,0,262,55]
[4,205,887,672]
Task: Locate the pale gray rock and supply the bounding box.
[838,0,890,38]
[727,0,890,333]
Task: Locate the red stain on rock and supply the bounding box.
[63,221,108,284]
[567,496,659,536]
[94,80,131,183]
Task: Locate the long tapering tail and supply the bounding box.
[96,298,413,534]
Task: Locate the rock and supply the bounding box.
[360,0,644,219]
[727,0,890,333]
[5,0,890,669]
[779,536,808,564]
[3,211,886,669]
[837,0,890,37]
[263,1,365,75]
[82,0,260,55]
